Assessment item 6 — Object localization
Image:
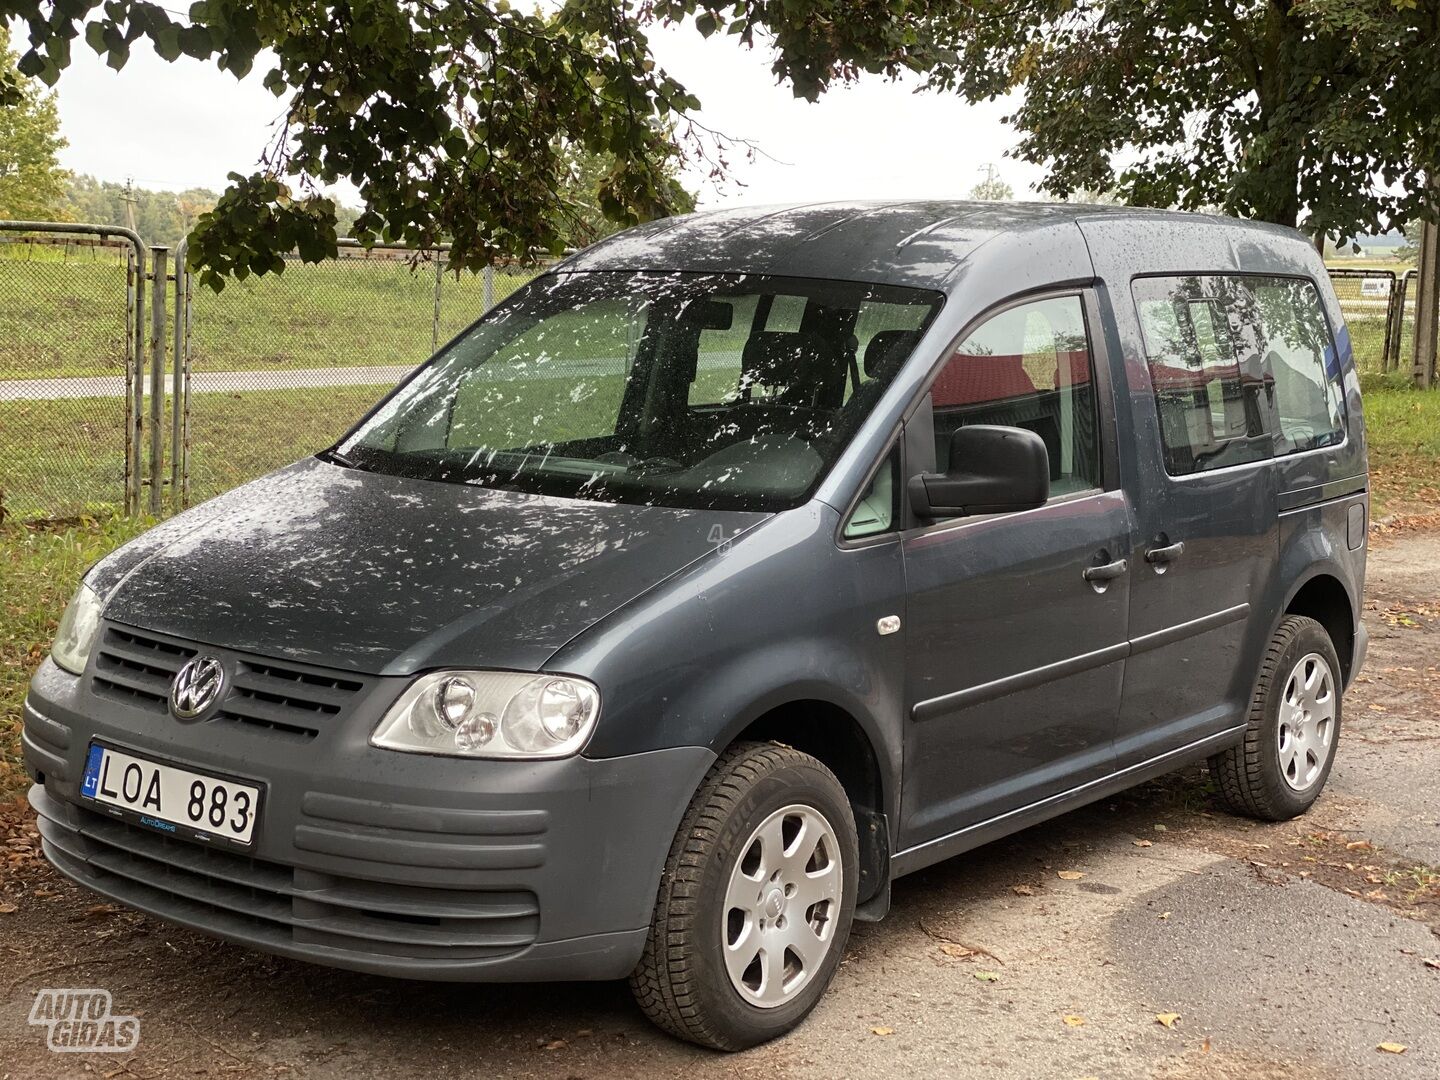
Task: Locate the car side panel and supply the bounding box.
[548,503,908,830]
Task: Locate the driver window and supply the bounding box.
[931,296,1100,497]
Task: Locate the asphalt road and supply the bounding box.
[0,365,419,401]
[0,354,742,401]
[0,525,1436,1079]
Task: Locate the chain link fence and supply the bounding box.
[0,226,143,520]
[178,245,551,504]
[1322,266,1440,389]
[1325,268,1397,382]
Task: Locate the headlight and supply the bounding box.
[370,670,600,759]
[52,582,105,676]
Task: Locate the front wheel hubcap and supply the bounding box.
[1277,651,1337,792]
[721,804,842,1008]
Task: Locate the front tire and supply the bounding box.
[1211,615,1342,821]
[630,741,858,1050]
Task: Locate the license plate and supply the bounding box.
[80,744,261,846]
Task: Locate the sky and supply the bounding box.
[50,21,1049,209]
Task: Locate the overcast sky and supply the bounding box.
[51,22,1049,208]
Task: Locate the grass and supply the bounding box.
[1363,387,1440,520]
[0,387,387,517]
[0,241,542,381]
[0,514,154,798]
[1,363,663,517]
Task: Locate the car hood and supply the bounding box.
[93,458,767,675]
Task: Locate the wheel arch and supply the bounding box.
[1280,570,1357,684]
[717,695,894,907]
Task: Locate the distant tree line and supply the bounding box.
[56,175,360,248]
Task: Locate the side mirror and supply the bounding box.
[908,425,1050,519]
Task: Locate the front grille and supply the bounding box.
[93,627,196,712]
[92,625,364,740]
[220,659,364,740]
[36,791,539,962]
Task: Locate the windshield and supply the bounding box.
[337,271,943,512]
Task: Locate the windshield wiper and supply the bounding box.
[317,447,365,470]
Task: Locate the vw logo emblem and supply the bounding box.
[170,656,225,719]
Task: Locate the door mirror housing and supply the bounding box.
[908,425,1050,519]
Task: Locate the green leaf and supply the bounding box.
[153,24,181,62]
[177,24,213,59]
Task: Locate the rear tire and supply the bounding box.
[629,741,858,1050]
[1210,615,1342,821]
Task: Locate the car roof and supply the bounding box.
[555,200,1309,294]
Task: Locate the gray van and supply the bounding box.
[25,202,1367,1050]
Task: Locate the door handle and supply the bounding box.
[1144,541,1186,564]
[1082,558,1129,583]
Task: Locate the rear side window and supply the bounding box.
[1251,279,1346,453]
[1133,275,1344,476]
[930,295,1100,497]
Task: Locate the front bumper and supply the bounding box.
[23,654,713,982]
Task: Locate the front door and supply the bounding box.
[899,292,1133,850]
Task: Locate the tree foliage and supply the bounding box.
[60,175,219,244]
[0,25,68,221]
[928,0,1440,241]
[0,0,952,288]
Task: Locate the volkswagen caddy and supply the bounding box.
[25,202,1368,1049]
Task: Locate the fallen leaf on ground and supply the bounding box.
[1156,1013,1182,1029]
[1062,1014,1086,1027]
[1012,884,1036,896]
[940,943,975,959]
[0,903,15,914]
[1133,839,1153,848]
[973,971,1000,983]
[1153,823,1169,832]
[872,1027,894,1036]
[1377,1043,1407,1054]
[542,1039,567,1051]
[1057,870,1085,880]
[1424,958,1440,971]
[1346,840,1373,851]
[1157,911,1172,920]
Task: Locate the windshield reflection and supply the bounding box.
[337,271,943,512]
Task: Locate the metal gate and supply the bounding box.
[1325,268,1398,379]
[0,221,147,518]
[1392,268,1421,379]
